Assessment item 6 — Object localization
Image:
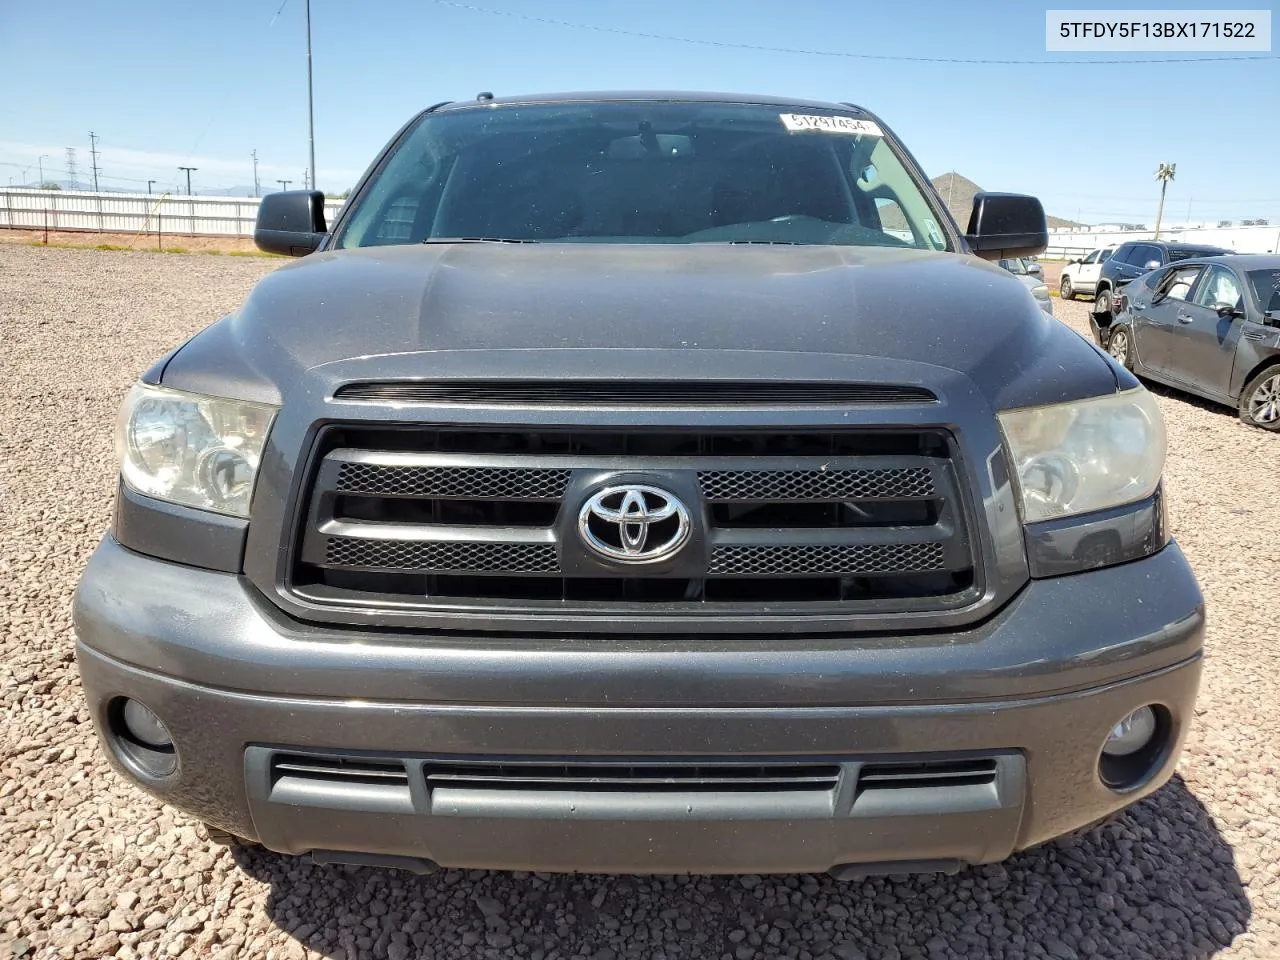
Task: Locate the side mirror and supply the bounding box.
[1214,302,1245,319]
[254,190,327,256]
[964,193,1047,261]
[1144,260,1161,270]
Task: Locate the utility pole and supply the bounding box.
[88,131,101,192]
[178,166,197,196]
[65,147,78,190]
[251,150,260,197]
[278,179,292,191]
[306,0,316,195]
[1153,162,1176,240]
[147,180,156,195]
[38,155,48,187]
[303,167,310,190]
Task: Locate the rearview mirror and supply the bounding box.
[964,193,1048,261]
[254,190,327,256]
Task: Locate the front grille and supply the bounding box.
[699,467,935,502]
[289,425,977,625]
[336,463,570,500]
[334,380,938,406]
[325,538,560,574]
[709,542,946,576]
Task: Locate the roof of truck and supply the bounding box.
[432,91,873,114]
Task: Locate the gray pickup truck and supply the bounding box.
[74,92,1203,879]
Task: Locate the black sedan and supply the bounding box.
[1091,255,1280,430]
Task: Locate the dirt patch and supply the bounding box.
[0,227,265,255]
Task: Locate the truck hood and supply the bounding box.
[161,243,1121,408]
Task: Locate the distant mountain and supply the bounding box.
[932,172,1084,230]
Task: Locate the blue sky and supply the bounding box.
[1,0,1276,225]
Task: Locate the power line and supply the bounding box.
[428,0,1280,65]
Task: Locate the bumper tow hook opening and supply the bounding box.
[828,859,964,882]
[310,850,440,875]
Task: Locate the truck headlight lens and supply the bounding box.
[998,388,1165,523]
[116,383,277,518]
[1031,283,1050,300]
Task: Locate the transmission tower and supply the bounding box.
[65,148,78,190]
[88,131,102,192]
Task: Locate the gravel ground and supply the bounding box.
[2,243,1277,960]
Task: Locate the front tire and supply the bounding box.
[1093,287,1112,319]
[1060,276,1074,300]
[1108,326,1134,370]
[1239,368,1280,431]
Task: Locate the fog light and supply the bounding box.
[1102,706,1156,757]
[121,698,172,749]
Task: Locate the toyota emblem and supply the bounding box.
[578,485,691,564]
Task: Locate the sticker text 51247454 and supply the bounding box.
[779,114,884,136]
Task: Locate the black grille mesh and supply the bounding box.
[709,542,946,576]
[325,537,560,573]
[336,463,570,500]
[699,467,935,502]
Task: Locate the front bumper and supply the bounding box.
[74,536,1204,875]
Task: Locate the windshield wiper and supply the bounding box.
[725,239,807,246]
[421,237,539,244]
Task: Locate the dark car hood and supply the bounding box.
[161,243,1119,408]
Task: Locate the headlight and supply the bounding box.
[998,388,1165,524]
[1031,283,1050,300]
[115,383,277,518]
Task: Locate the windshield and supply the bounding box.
[1168,247,1226,262]
[1247,269,1280,313]
[335,101,952,250]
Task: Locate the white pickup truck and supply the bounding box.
[1059,248,1114,300]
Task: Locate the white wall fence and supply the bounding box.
[4,187,1278,255]
[0,188,344,238]
[1044,223,1280,260]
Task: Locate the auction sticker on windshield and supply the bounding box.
[780,114,883,136]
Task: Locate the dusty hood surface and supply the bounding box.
[160,243,1120,408]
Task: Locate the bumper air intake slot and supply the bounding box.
[267,753,414,814]
[422,760,843,793]
[852,757,1005,818]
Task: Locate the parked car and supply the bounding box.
[999,257,1053,314]
[1023,257,1043,278]
[1093,255,1280,430]
[74,91,1202,878]
[1092,240,1231,319]
[1059,247,1114,300]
